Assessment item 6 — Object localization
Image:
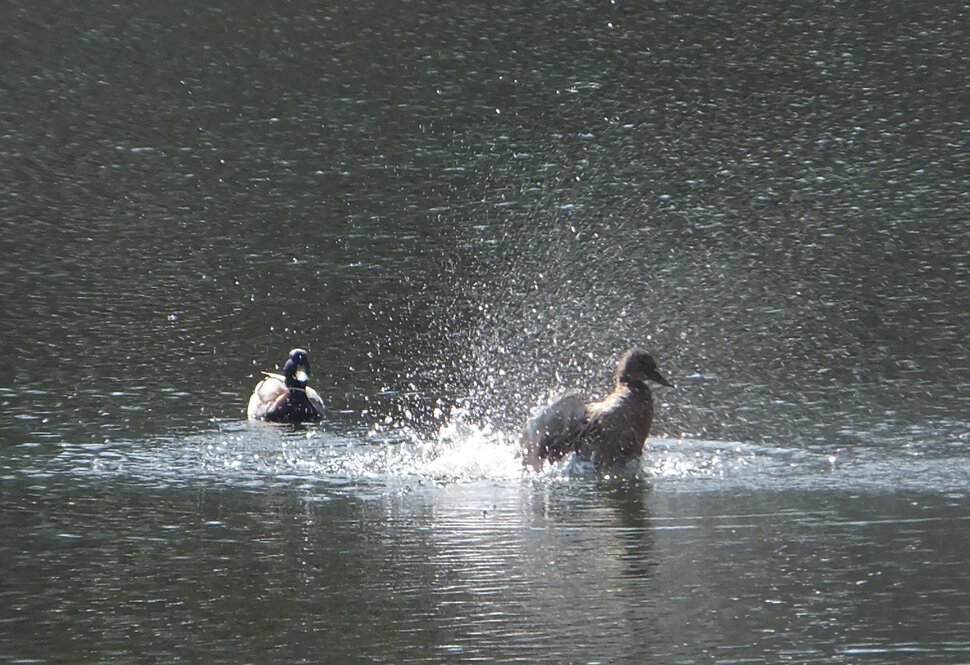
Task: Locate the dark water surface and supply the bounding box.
[2,1,969,662]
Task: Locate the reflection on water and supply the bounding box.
[3,0,970,662]
[5,450,970,663]
[5,412,967,661]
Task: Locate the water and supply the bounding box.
[2,0,970,662]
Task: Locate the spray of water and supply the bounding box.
[413,196,684,439]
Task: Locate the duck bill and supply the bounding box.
[294,367,309,384]
[652,370,674,388]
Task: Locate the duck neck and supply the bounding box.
[285,375,307,391]
[622,377,649,391]
[619,379,652,402]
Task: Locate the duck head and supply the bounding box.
[283,348,312,388]
[616,348,673,388]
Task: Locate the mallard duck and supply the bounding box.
[522,348,672,470]
[247,348,325,422]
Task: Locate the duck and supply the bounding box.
[521,348,672,470]
[247,348,325,423]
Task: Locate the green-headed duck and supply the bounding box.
[522,348,672,470]
[247,348,325,423]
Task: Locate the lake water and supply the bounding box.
[2,1,969,663]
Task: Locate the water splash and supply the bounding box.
[12,412,968,497]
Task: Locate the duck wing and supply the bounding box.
[247,374,287,420]
[522,390,588,468]
[305,386,326,418]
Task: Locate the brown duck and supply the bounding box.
[522,349,672,470]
